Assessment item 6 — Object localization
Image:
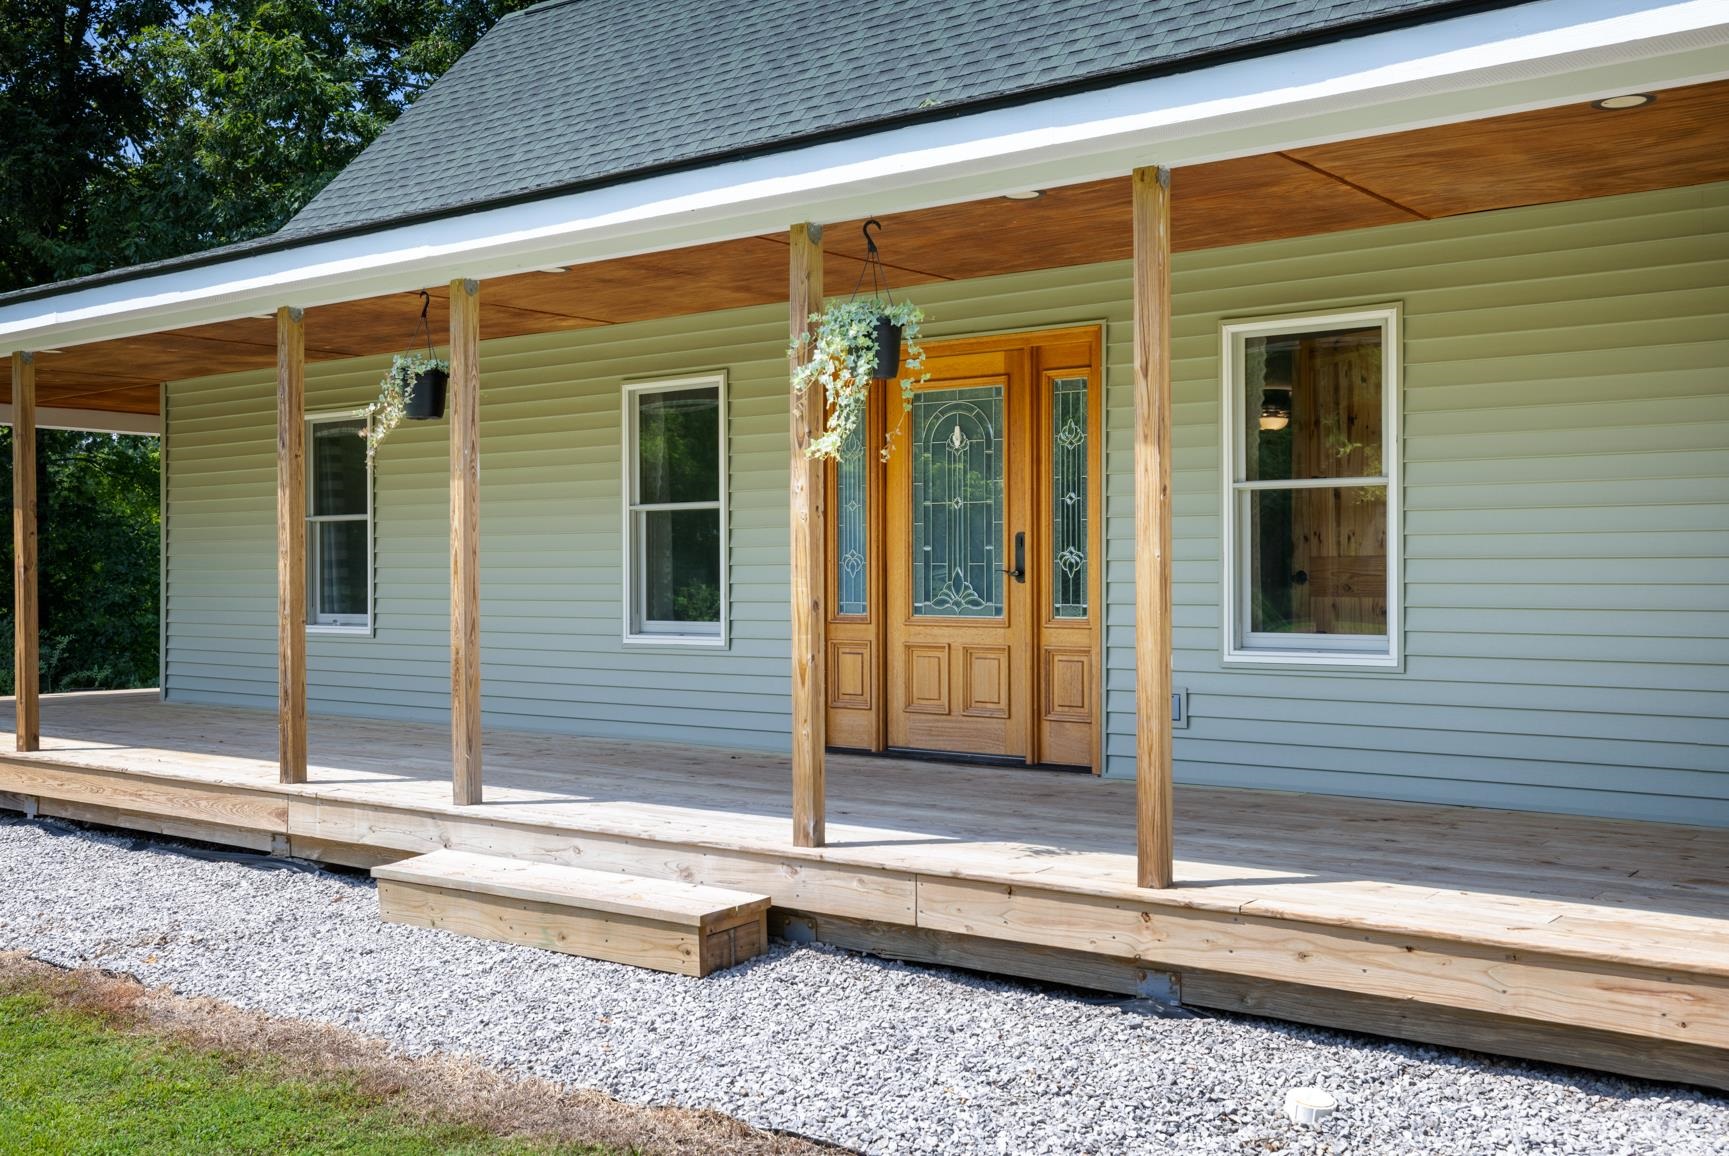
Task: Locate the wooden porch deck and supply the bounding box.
[2,690,1726,1089]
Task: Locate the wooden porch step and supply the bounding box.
[372,850,770,977]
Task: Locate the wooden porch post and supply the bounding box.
[788,223,826,847]
[1132,166,1174,889]
[276,308,307,783]
[11,351,38,752]
[449,278,483,806]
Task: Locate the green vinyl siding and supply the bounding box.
[163,180,1729,824]
[165,311,796,747]
[1108,180,1729,826]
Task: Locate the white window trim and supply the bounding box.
[620,373,729,648]
[1219,305,1402,669]
[306,407,374,636]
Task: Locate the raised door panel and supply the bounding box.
[903,645,950,715]
[1042,648,1092,722]
[962,646,1010,719]
[829,641,872,709]
[826,636,877,750]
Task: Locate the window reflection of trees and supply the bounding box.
[635,388,722,628]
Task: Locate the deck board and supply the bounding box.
[4,691,1727,976]
[6,692,1727,1083]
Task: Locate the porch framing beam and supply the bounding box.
[788,223,825,847]
[275,308,306,783]
[11,351,37,752]
[449,277,483,806]
[1131,166,1174,889]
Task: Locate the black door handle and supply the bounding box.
[1002,531,1026,583]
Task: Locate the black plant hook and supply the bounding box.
[850,218,893,304]
[414,289,435,359]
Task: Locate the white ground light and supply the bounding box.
[1,816,1723,1155]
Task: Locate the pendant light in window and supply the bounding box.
[1259,385,1292,431]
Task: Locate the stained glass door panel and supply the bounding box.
[1049,375,1088,620]
[910,386,1005,619]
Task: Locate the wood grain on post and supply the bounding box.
[449,278,483,806]
[275,308,307,783]
[788,223,826,847]
[11,352,38,752]
[1131,167,1174,889]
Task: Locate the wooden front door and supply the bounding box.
[886,345,1031,758]
[826,326,1101,769]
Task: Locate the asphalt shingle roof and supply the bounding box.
[285,0,1497,237]
[2,0,1508,305]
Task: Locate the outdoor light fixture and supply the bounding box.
[1003,189,1044,200]
[536,265,569,274]
[1259,386,1292,431]
[1592,93,1655,110]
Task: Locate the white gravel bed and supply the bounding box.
[1,815,1723,1155]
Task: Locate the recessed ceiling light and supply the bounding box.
[536,265,569,274]
[1003,190,1043,201]
[1592,93,1655,110]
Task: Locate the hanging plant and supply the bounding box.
[360,290,450,462]
[361,352,449,461]
[793,297,926,461]
[790,220,930,462]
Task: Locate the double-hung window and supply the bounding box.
[623,375,727,645]
[306,413,372,632]
[1222,306,1400,666]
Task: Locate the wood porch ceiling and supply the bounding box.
[21,79,1729,417]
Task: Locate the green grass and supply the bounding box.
[0,990,618,1155]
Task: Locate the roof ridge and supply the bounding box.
[496,0,600,27]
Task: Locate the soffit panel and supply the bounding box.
[23,81,1729,417]
[1290,79,1729,218]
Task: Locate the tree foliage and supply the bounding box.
[0,0,528,688]
[0,430,160,693]
[0,1,174,289]
[0,0,535,291]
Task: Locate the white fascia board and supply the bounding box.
[1,0,1725,357]
[0,404,159,435]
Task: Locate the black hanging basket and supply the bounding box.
[405,367,448,420]
[871,316,903,381]
[396,289,449,421]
